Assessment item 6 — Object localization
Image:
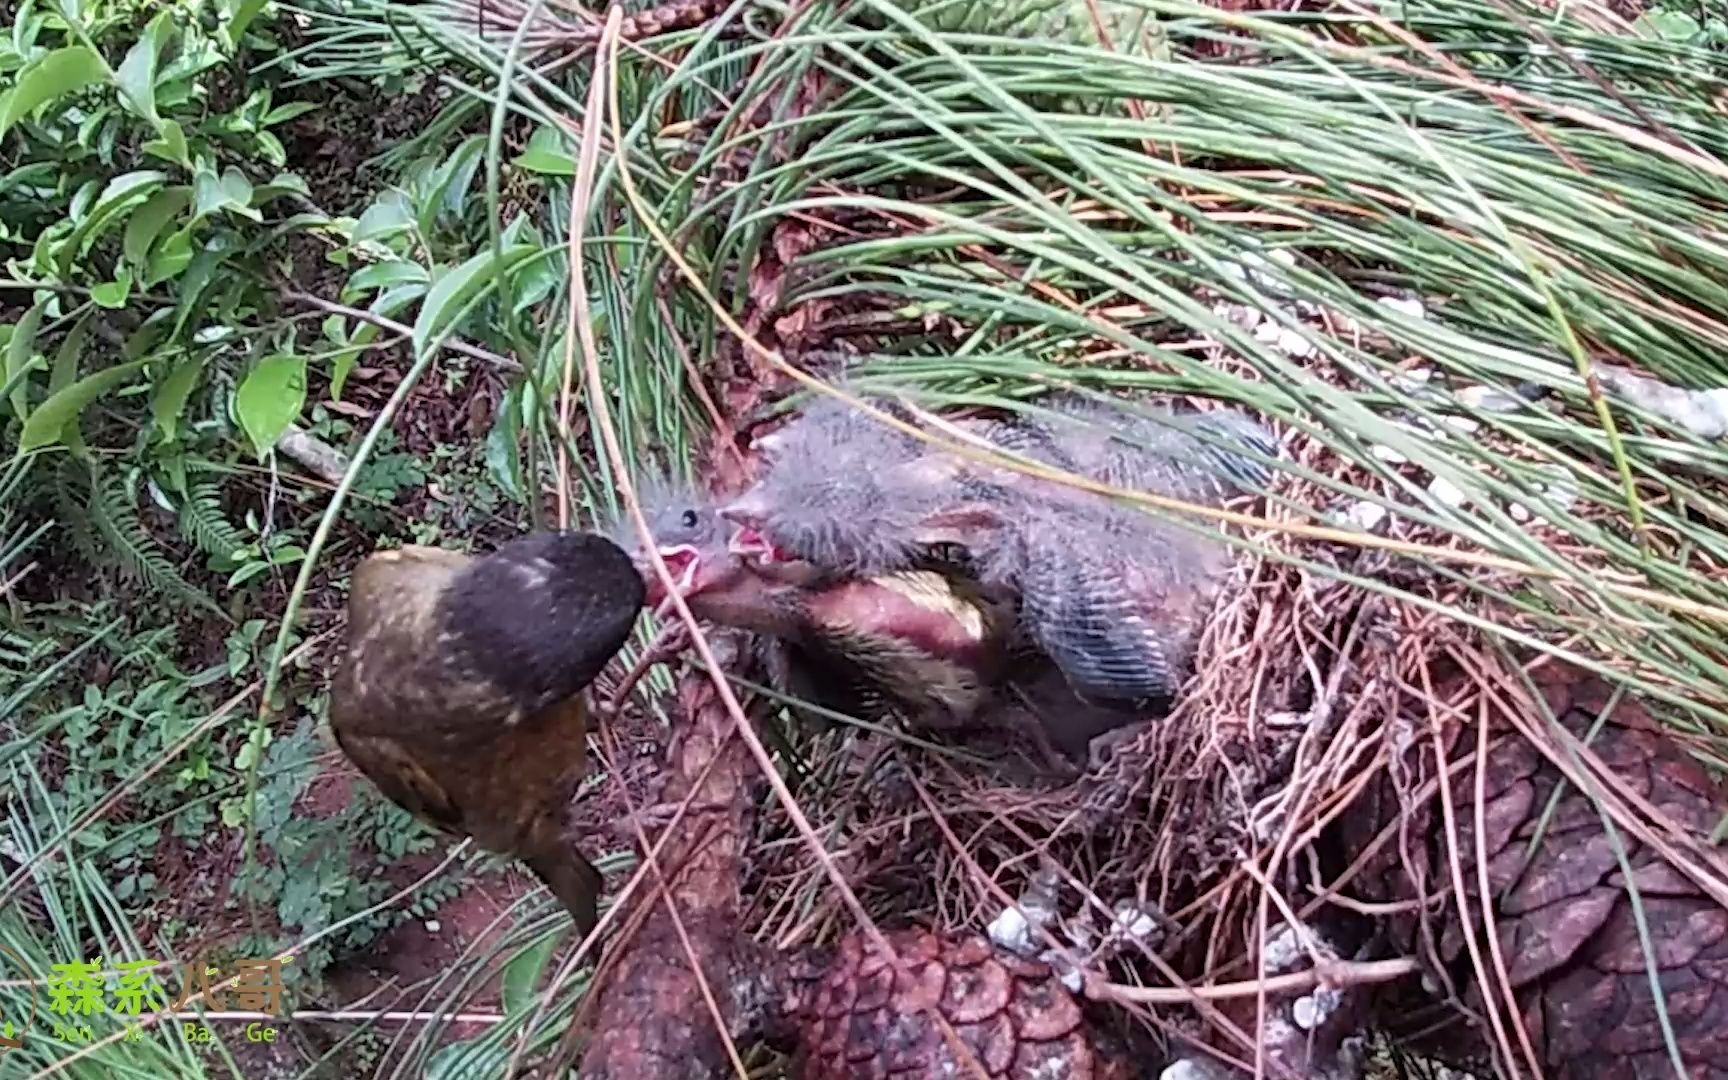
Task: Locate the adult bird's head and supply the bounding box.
[435,530,646,712]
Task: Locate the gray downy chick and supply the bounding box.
[616,483,1016,736]
[722,393,983,577]
[973,397,1279,713]
[605,476,748,609]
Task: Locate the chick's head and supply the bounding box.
[608,483,744,607]
[722,395,962,577]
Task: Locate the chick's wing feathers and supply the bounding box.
[996,496,1231,707]
[1030,398,1278,502]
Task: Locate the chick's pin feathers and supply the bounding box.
[1015,503,1223,706]
[965,396,1277,709]
[1032,398,1280,503]
[727,394,966,576]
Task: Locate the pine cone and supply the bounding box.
[1344,665,1728,1078]
[778,928,1143,1079]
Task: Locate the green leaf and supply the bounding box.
[501,936,556,1015]
[5,297,47,422]
[353,191,414,245]
[152,353,208,442]
[144,225,195,287]
[91,269,131,308]
[124,308,174,360]
[251,172,309,206]
[235,354,307,459]
[254,129,286,169]
[0,46,106,139]
[190,167,262,224]
[424,135,486,233]
[141,118,189,167]
[485,381,526,502]
[50,313,92,455]
[513,127,576,176]
[224,0,271,49]
[372,284,428,322]
[60,169,166,274]
[511,252,560,317]
[220,168,259,220]
[115,15,168,124]
[330,323,380,401]
[17,359,147,454]
[262,100,318,126]
[412,245,539,357]
[220,797,248,828]
[344,260,429,300]
[51,314,90,394]
[123,186,191,267]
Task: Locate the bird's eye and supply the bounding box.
[681,509,700,529]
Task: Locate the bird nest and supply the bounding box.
[722,396,1460,1017]
[584,362,1726,1079]
[561,15,1728,1069]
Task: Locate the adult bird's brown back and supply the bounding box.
[330,531,645,935]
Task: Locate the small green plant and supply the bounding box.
[1639,4,1728,47]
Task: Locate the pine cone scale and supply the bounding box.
[786,929,1139,1079]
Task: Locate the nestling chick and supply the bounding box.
[608,481,748,608]
[975,398,1279,710]
[718,392,1279,757]
[329,532,645,935]
[723,394,973,577]
[620,488,1016,735]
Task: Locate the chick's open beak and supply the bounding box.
[726,524,788,564]
[641,543,701,607]
[719,495,795,567]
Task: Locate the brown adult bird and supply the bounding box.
[329,531,645,935]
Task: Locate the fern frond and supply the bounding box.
[50,459,105,569]
[176,478,249,563]
[83,468,225,618]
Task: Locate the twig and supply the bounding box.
[280,288,522,372]
[1086,956,1419,1006]
[276,424,351,485]
[0,562,38,598]
[601,617,689,716]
